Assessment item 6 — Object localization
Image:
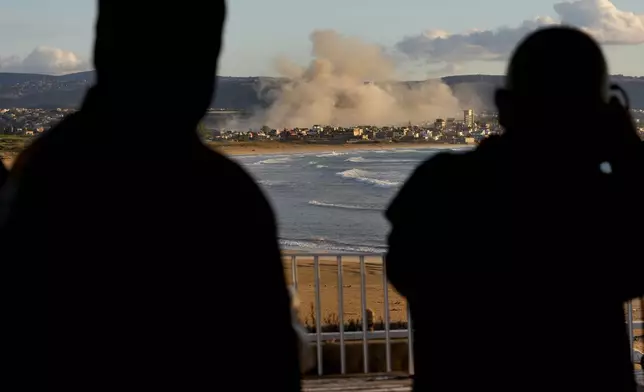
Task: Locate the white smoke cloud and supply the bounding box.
[396,0,644,64]
[252,30,463,129]
[0,46,90,75]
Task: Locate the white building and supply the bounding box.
[463,109,474,128]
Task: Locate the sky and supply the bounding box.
[0,0,642,78]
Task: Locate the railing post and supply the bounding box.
[407,302,414,376]
[337,255,346,375]
[292,253,419,377]
[360,255,369,374]
[627,300,634,365]
[290,255,298,290]
[382,254,392,372]
[313,255,323,376]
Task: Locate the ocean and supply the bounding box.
[232,146,472,253]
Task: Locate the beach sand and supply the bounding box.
[282,255,408,326]
[208,141,460,157]
[283,253,644,331]
[1,154,15,169]
[1,141,457,169]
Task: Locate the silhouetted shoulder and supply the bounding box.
[199,146,268,195]
[8,112,84,177]
[386,150,471,225]
[0,113,85,228]
[196,145,278,228]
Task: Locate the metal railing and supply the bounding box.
[287,253,643,378]
[288,254,413,376]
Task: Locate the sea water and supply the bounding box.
[233,146,472,253]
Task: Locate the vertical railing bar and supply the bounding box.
[360,255,369,374]
[382,254,392,373]
[337,255,346,375]
[313,256,323,376]
[627,300,634,365]
[407,302,414,376]
[291,255,298,290]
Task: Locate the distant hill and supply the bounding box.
[1,71,643,110]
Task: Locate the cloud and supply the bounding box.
[395,0,644,64]
[0,46,90,75]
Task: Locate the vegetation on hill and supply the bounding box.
[2,71,643,110]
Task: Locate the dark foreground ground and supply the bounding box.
[302,373,644,392]
[303,375,410,392]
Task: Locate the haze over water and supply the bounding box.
[233,146,472,253]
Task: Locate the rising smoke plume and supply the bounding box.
[253,30,463,129]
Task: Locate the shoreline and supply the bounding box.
[1,142,471,168]
[208,141,471,156]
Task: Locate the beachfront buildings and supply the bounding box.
[5,107,644,145]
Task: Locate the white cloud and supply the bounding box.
[395,0,644,64]
[0,46,90,75]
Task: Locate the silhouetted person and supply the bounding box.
[386,26,643,392]
[0,1,300,390]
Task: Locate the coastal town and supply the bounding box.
[2,107,644,145]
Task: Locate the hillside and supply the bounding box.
[1,71,643,110]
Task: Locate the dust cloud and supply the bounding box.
[255,30,465,129]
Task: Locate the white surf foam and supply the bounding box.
[316,151,347,158]
[308,200,380,211]
[253,157,292,165]
[345,156,420,163]
[280,238,385,254]
[336,168,401,188]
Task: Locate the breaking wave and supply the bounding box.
[258,180,290,187]
[280,238,386,254]
[253,157,292,165]
[308,200,381,211]
[336,168,401,188]
[345,156,421,163]
[316,151,347,158]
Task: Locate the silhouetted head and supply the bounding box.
[92,1,227,131]
[495,26,609,136]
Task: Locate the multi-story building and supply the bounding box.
[463,109,474,128]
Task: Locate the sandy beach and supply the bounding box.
[1,154,15,168]
[283,255,408,326]
[1,141,459,169]
[208,141,463,157]
[282,255,644,330]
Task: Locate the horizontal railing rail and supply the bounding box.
[303,330,410,342]
[304,322,643,343]
[286,253,643,378]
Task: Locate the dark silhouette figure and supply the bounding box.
[386,27,643,392]
[0,1,300,390]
